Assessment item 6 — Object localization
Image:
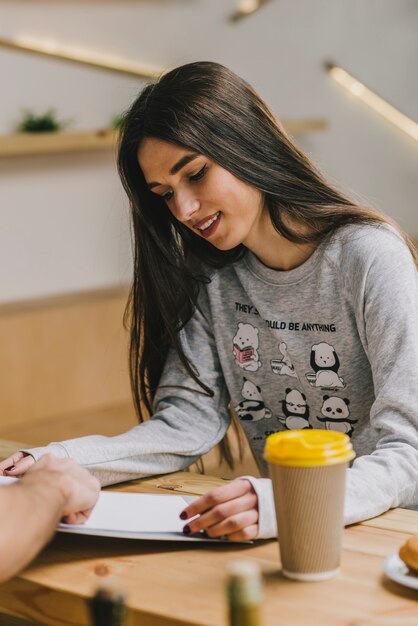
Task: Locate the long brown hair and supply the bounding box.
[118,61,417,468]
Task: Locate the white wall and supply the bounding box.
[1,0,417,303]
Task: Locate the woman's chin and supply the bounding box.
[207,232,245,251]
[210,240,241,252]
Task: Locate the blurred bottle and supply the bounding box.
[227,560,263,626]
[89,581,126,626]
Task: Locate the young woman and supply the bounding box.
[1,61,418,541]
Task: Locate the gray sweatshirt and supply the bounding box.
[25,224,418,538]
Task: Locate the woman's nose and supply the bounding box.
[173,190,200,223]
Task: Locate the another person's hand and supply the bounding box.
[179,479,258,541]
[0,454,100,582]
[23,454,100,524]
[0,451,35,476]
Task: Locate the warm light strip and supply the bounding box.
[326,62,418,143]
[0,35,163,79]
[230,0,273,22]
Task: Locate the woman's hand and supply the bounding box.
[0,451,35,476]
[180,479,259,542]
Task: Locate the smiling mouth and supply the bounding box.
[195,211,221,233]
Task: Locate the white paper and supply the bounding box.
[62,491,187,533]
[0,476,243,542]
[58,491,225,542]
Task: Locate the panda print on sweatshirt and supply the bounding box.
[316,395,358,436]
[278,388,312,430]
[305,342,345,389]
[235,378,272,422]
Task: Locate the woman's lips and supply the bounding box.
[194,211,221,238]
[194,211,220,230]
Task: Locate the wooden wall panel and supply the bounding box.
[0,287,131,428]
[0,402,137,446]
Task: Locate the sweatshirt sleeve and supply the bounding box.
[343,230,418,523]
[21,290,231,486]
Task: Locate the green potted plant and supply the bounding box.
[17,109,70,133]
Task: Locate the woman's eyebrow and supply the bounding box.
[147,153,199,190]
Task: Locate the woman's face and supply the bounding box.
[137,137,265,251]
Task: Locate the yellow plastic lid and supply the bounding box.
[264,429,355,467]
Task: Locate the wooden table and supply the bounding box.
[1,446,418,625]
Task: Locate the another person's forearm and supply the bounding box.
[0,478,66,582]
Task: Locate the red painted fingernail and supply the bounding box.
[179,511,188,520]
[5,466,15,472]
[183,525,191,535]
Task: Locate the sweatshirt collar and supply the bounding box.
[242,235,330,285]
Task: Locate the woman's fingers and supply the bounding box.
[3,454,35,476]
[227,524,259,542]
[181,479,253,520]
[180,479,259,541]
[0,452,28,475]
[205,509,259,540]
[186,492,258,532]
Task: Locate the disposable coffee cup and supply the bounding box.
[264,430,355,581]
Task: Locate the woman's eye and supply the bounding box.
[158,165,206,202]
[162,190,174,202]
[189,165,207,182]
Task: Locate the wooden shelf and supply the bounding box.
[283,118,328,134]
[229,0,273,23]
[0,36,162,79]
[0,120,327,158]
[0,128,118,157]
